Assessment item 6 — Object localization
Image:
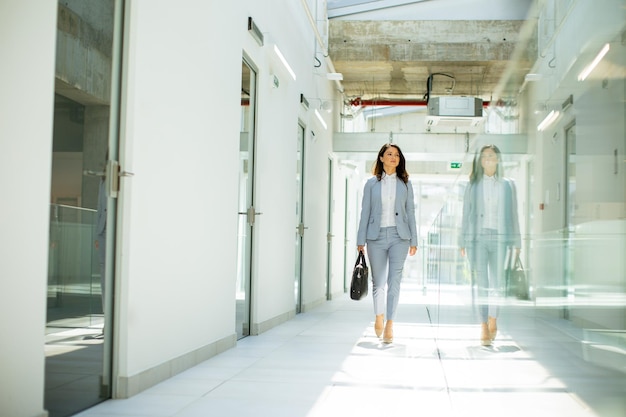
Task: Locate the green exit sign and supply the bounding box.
[450,162,462,169]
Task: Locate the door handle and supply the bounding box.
[296,223,308,237]
[106,160,119,198]
[86,161,133,198]
[83,170,106,177]
[238,206,262,225]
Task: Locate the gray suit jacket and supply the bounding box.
[459,177,521,248]
[357,176,418,247]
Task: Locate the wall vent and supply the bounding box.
[248,17,264,46]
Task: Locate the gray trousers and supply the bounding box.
[96,233,106,314]
[467,229,507,322]
[366,227,410,320]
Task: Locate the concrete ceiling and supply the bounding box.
[327,9,537,105]
[325,1,538,178]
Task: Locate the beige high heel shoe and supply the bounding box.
[374,314,384,338]
[488,316,498,341]
[480,322,492,346]
[383,320,394,344]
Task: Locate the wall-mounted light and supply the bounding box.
[314,109,327,130]
[537,110,560,131]
[578,43,610,81]
[320,100,333,113]
[273,45,296,81]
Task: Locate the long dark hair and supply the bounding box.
[469,144,503,184]
[372,143,409,183]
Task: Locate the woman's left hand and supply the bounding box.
[409,246,417,256]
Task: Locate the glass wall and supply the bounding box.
[339,1,625,413]
[45,1,120,416]
[47,203,100,322]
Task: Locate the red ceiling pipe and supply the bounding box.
[349,97,490,107]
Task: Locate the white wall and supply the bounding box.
[528,0,625,233]
[115,0,243,395]
[244,1,308,323]
[113,0,339,395]
[0,0,344,407]
[526,0,626,326]
[0,2,57,417]
[241,0,338,315]
[328,160,348,298]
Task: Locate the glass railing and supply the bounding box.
[422,151,626,374]
[47,204,101,329]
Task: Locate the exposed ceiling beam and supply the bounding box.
[328,0,430,18]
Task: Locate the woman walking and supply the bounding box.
[459,144,521,346]
[357,143,418,344]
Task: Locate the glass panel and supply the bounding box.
[47,204,100,326]
[563,124,577,319]
[46,1,118,415]
[236,60,256,339]
[294,124,305,313]
[337,1,625,413]
[326,159,333,299]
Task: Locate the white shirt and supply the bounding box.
[482,174,500,230]
[380,172,397,227]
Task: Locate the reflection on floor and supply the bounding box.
[45,315,106,417]
[73,285,624,417]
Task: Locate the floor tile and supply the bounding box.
[75,289,625,417]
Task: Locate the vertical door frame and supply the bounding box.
[562,120,576,320]
[294,122,306,313]
[104,0,127,397]
[236,54,259,338]
[326,157,334,300]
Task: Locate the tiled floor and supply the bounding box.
[75,286,625,417]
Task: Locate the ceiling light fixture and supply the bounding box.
[273,45,296,81]
[578,43,610,81]
[537,110,560,131]
[524,73,543,81]
[326,72,343,81]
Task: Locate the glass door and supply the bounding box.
[294,123,305,313]
[563,122,577,319]
[343,178,350,292]
[45,1,123,415]
[236,59,257,338]
[326,158,334,299]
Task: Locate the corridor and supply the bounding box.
[75,285,625,417]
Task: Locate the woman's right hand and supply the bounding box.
[460,247,466,257]
[357,245,365,253]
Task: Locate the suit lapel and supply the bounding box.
[395,178,404,211]
[371,179,382,211]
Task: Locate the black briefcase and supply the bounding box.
[350,250,369,300]
[506,250,529,300]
